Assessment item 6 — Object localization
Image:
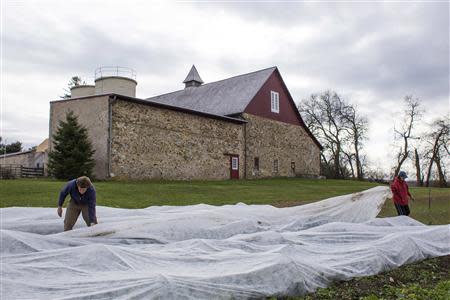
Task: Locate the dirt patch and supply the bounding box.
[351,192,363,202]
[91,230,116,237]
[274,200,311,208]
[287,255,450,300]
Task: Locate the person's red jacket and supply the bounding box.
[390,177,411,205]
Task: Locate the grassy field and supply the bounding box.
[0,178,379,207]
[1,178,448,224]
[1,177,449,299]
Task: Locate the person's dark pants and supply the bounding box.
[394,203,410,216]
[64,200,90,231]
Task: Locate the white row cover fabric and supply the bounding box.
[1,186,449,299]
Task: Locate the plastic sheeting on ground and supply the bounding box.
[1,186,449,299]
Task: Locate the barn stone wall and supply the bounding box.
[48,96,320,181]
[49,96,110,179]
[243,113,320,179]
[110,100,245,180]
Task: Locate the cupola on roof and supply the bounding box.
[183,65,204,87]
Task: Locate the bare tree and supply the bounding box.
[424,117,449,187]
[342,151,355,178]
[342,105,368,180]
[393,96,422,176]
[365,166,389,183]
[299,91,368,179]
[299,91,347,178]
[414,148,424,186]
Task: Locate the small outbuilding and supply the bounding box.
[0,139,48,177]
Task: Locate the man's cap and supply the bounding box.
[398,171,408,178]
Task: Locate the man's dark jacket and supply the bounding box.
[58,179,97,223]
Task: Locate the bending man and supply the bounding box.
[57,176,98,231]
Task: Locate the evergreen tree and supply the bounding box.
[0,137,22,154]
[48,111,95,179]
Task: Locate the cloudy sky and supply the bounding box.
[1,0,449,172]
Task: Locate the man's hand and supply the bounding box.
[57,206,63,217]
[410,195,415,202]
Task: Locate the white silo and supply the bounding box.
[70,85,95,98]
[94,67,137,97]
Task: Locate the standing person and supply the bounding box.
[390,171,414,216]
[57,176,98,231]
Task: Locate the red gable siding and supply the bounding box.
[244,70,302,126]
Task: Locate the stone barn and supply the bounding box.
[49,66,322,180]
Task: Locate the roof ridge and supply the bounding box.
[199,66,277,88]
[146,66,277,100]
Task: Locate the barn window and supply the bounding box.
[254,157,259,171]
[271,91,279,113]
[291,161,295,171]
[273,159,279,173]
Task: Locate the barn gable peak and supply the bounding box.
[183,65,204,88]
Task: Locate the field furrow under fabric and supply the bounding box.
[1,186,449,299]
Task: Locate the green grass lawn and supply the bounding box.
[1,178,448,224]
[0,177,380,207]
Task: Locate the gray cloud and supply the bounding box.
[196,2,332,27]
[202,2,449,103]
[4,26,193,77]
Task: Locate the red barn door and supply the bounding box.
[230,156,239,179]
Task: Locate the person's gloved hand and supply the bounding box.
[57,206,63,217]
